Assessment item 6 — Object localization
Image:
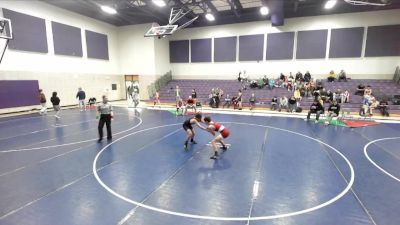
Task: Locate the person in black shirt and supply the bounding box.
[304,71,311,82]
[50,91,61,119]
[271,96,278,111]
[295,71,303,82]
[355,83,365,96]
[191,89,197,100]
[306,99,324,122]
[378,100,389,117]
[288,96,297,113]
[76,87,86,111]
[183,114,206,150]
[325,100,340,125]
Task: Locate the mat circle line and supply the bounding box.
[363,137,400,182]
[93,122,355,221]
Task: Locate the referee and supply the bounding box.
[97,95,113,142]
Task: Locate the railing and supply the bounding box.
[147,70,172,98]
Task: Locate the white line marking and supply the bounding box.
[93,122,355,221]
[364,137,400,182]
[252,181,260,199]
[0,117,143,153]
[0,166,26,177]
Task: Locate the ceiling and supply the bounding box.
[42,0,400,27]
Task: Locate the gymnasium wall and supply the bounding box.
[169,9,400,80]
[0,0,125,113]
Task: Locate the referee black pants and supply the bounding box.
[98,114,112,139]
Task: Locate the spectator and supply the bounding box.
[364,85,372,96]
[268,78,275,90]
[378,99,389,117]
[338,70,347,82]
[315,80,324,91]
[279,96,288,112]
[342,90,350,103]
[306,99,324,123]
[294,89,302,104]
[76,87,86,111]
[325,100,340,125]
[279,73,285,81]
[304,71,311,82]
[355,83,365,96]
[334,89,342,103]
[295,71,303,82]
[271,96,278,111]
[237,71,242,82]
[249,93,256,110]
[288,96,297,113]
[50,91,61,119]
[223,94,232,108]
[153,90,161,107]
[327,70,336,82]
[184,96,196,114]
[360,95,371,116]
[237,90,243,110]
[191,89,197,99]
[39,89,47,115]
[326,90,334,102]
[176,96,184,116]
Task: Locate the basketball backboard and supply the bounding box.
[144,24,178,37]
[0,17,12,40]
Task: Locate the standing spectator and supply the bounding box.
[278,96,288,112]
[342,90,350,103]
[191,89,197,100]
[237,90,243,110]
[184,96,196,115]
[270,96,278,111]
[295,71,303,82]
[97,95,113,142]
[175,85,181,106]
[288,96,297,113]
[39,89,47,115]
[153,90,160,107]
[306,99,324,123]
[249,93,256,110]
[76,87,86,111]
[325,100,340,125]
[50,91,61,119]
[337,70,347,82]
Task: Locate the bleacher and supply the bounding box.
[157,79,400,114]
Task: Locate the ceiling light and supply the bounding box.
[205,13,215,21]
[260,6,269,15]
[101,5,117,14]
[324,0,337,9]
[152,0,166,7]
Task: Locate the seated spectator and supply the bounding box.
[278,96,288,112]
[268,79,275,89]
[249,93,257,110]
[289,72,294,80]
[222,94,232,108]
[306,99,324,123]
[304,82,312,98]
[355,83,365,96]
[325,100,341,125]
[342,90,350,103]
[315,80,324,91]
[326,90,334,103]
[304,71,311,82]
[368,96,379,116]
[191,89,197,99]
[279,73,285,81]
[288,96,297,113]
[295,71,303,82]
[184,96,196,115]
[294,89,302,104]
[274,79,283,88]
[364,85,372,96]
[360,95,372,116]
[337,70,347,82]
[271,96,278,111]
[327,70,336,82]
[334,89,342,103]
[320,88,328,102]
[378,99,389,117]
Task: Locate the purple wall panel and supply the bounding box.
[296,29,328,59]
[214,36,236,62]
[266,32,294,60]
[2,8,48,53]
[52,21,82,57]
[85,30,109,60]
[0,80,40,109]
[170,40,189,63]
[365,24,400,57]
[239,34,264,61]
[329,27,364,58]
[191,38,212,62]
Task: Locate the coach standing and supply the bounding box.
[76,87,86,111]
[97,95,113,142]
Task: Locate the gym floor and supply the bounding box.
[0,107,399,225]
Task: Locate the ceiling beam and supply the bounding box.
[232,0,243,11]
[204,0,218,14]
[227,0,240,17]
